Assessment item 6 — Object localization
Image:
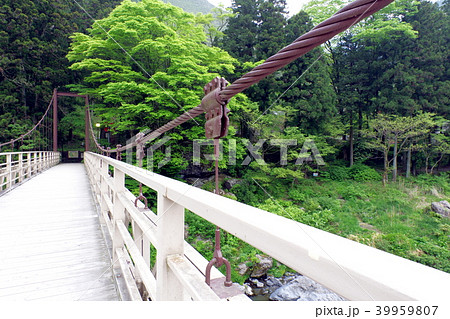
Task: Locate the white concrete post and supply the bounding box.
[18,153,23,183]
[37,152,41,172]
[6,153,12,190]
[112,167,126,260]
[27,153,31,179]
[100,159,109,222]
[33,152,37,174]
[143,237,151,268]
[94,155,101,196]
[133,222,144,257]
[156,192,185,300]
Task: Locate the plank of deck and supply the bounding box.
[0,163,119,301]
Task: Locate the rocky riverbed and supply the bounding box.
[244,273,346,301]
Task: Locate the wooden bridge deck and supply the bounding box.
[0,163,119,301]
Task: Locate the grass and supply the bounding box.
[127,170,450,283]
[282,175,450,273]
[184,172,450,283]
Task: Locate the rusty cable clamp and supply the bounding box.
[201,77,232,287]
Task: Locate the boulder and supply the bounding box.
[269,275,344,301]
[431,200,450,218]
[265,275,283,288]
[223,178,242,190]
[250,254,273,278]
[237,262,250,276]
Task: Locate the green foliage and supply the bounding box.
[348,164,381,182]
[0,0,122,146]
[322,165,349,181]
[227,171,450,276]
[288,188,307,202]
[67,0,246,173]
[321,164,380,182]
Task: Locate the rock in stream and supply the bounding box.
[245,273,345,301]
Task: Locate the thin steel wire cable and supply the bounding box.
[252,177,375,300]
[219,0,393,100]
[1,0,392,154]
[71,0,200,126]
[0,92,55,148]
[95,0,393,155]
[250,0,389,125]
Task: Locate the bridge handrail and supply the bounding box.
[84,152,238,301]
[84,152,449,301]
[0,151,61,193]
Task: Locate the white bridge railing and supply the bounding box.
[84,152,449,301]
[0,151,60,193]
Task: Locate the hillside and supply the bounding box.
[163,0,215,14]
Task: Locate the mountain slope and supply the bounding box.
[163,0,215,14]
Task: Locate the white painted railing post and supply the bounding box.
[18,153,23,183]
[35,152,39,172]
[93,155,101,196]
[25,153,30,179]
[100,159,109,222]
[6,153,12,190]
[37,152,41,172]
[112,167,126,260]
[31,152,35,174]
[156,192,185,300]
[41,152,44,171]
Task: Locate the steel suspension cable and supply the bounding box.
[220,0,393,100]
[0,91,56,149]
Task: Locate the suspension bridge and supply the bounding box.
[0,0,449,301]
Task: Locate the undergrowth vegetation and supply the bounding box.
[182,170,450,284]
[125,159,449,284]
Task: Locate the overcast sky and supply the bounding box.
[208,0,440,16]
[208,0,317,16]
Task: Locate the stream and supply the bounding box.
[245,273,345,301]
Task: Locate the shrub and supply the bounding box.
[323,165,349,181]
[316,196,341,211]
[340,185,368,200]
[348,164,381,181]
[288,188,307,202]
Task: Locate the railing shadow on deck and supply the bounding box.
[84,152,450,301]
[0,152,61,194]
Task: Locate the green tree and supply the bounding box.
[67,0,246,175]
[0,0,122,146]
[404,0,450,116]
[219,0,260,63]
[203,5,235,46]
[363,113,435,184]
[320,0,424,166]
[282,11,337,134]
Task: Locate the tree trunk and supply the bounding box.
[349,114,354,167]
[430,153,444,175]
[392,135,398,182]
[383,150,389,186]
[406,147,411,178]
